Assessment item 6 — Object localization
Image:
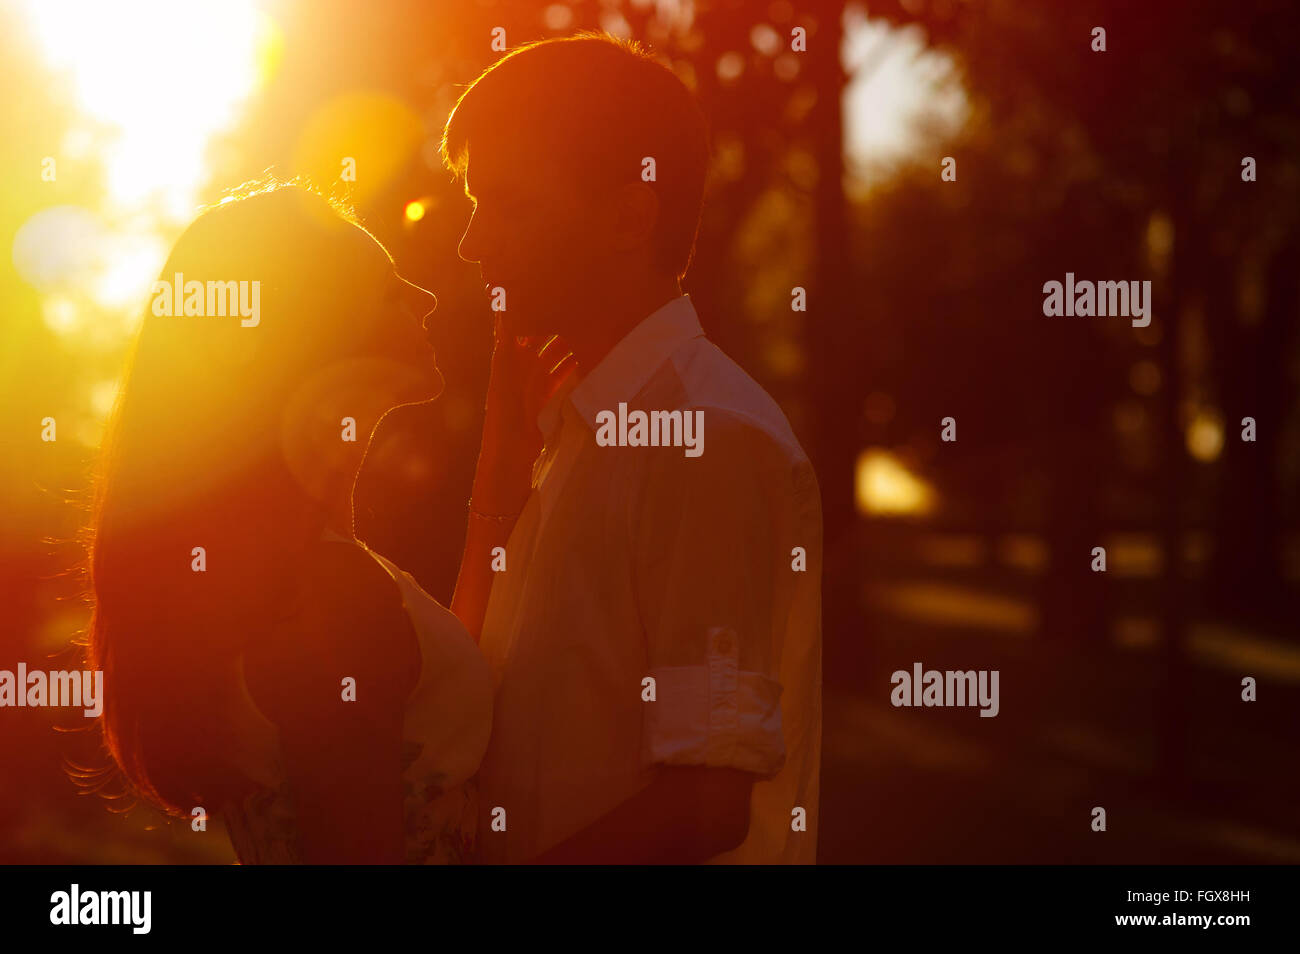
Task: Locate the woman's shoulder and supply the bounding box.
[360,547,470,640]
[295,539,410,617]
[244,540,421,728]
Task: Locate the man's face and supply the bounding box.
[457,143,614,339]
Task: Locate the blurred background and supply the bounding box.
[2,0,1298,863]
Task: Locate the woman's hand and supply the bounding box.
[473,318,577,514]
[454,321,577,640]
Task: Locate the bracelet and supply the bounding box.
[468,500,521,523]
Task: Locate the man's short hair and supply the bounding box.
[442,33,710,279]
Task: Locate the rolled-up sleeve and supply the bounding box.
[632,409,795,780]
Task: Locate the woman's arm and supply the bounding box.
[247,545,421,864]
[451,324,574,641]
[277,686,408,864]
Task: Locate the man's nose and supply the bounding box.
[457,210,483,264]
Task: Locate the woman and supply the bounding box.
[86,178,562,863]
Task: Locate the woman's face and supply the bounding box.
[276,228,443,505]
[376,268,443,400]
[343,226,444,405]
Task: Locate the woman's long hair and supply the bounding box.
[86,179,396,816]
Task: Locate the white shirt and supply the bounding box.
[475,294,823,863]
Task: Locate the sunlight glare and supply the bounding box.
[18,0,275,216]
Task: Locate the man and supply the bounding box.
[446,33,822,864]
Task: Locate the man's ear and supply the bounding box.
[610,181,660,253]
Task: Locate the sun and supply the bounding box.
[11,0,280,378]
[17,0,279,218]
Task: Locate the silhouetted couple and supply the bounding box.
[88,34,822,864]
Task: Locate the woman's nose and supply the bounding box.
[395,276,437,330]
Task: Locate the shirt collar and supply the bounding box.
[545,294,703,436]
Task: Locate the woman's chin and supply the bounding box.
[368,358,445,408]
[394,368,445,406]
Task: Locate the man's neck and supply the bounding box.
[568,275,682,374]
